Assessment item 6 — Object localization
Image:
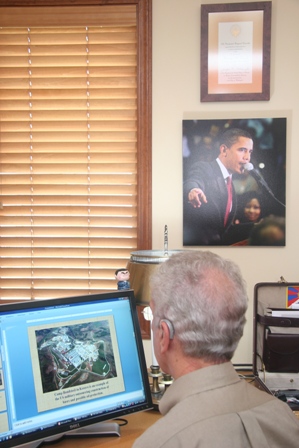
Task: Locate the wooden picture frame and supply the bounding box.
[201,2,272,102]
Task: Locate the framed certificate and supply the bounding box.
[201,2,272,102]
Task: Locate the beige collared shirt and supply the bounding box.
[133,362,299,448]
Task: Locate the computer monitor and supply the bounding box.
[0,289,153,448]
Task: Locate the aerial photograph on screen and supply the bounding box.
[29,316,125,412]
[36,319,116,393]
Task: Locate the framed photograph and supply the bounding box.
[183,118,286,246]
[201,2,272,102]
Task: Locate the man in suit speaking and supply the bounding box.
[183,127,254,245]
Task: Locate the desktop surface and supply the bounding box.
[44,411,161,448]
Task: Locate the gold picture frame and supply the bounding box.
[201,2,272,102]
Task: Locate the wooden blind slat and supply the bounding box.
[0,6,137,27]
[0,2,151,301]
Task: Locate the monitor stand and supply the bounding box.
[23,422,121,448]
[67,421,121,438]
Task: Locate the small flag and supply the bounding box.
[287,286,299,307]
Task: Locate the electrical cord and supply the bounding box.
[113,418,128,427]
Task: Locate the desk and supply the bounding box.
[47,411,161,448]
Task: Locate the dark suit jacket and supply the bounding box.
[183,160,237,245]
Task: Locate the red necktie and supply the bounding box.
[224,176,232,226]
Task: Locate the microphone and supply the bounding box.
[244,163,286,208]
[244,163,273,195]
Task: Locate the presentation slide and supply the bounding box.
[28,315,125,413]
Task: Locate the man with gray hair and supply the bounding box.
[133,250,299,448]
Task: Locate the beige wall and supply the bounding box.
[143,0,299,366]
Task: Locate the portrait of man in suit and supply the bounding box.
[183,119,286,246]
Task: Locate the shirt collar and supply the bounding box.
[216,157,231,180]
[159,362,240,415]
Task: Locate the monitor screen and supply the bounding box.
[0,290,152,447]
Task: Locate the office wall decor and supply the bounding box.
[201,2,272,102]
[183,118,286,246]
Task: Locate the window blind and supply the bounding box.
[0,3,152,300]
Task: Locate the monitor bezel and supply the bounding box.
[0,289,153,448]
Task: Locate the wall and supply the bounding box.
[145,0,299,366]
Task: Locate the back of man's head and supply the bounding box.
[150,250,248,363]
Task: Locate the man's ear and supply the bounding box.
[219,144,227,155]
[159,320,172,354]
[160,319,174,339]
